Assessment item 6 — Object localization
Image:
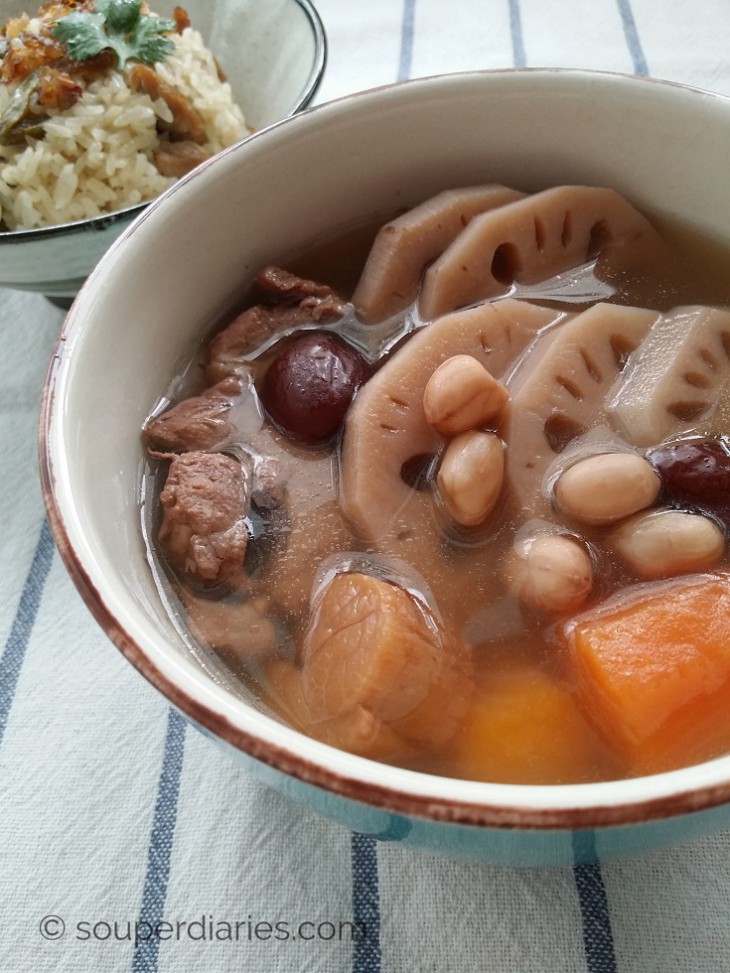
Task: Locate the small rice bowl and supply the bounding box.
[0,26,248,230]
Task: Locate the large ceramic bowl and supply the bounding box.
[0,0,326,300]
[40,70,730,866]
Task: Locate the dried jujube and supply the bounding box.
[260,332,368,444]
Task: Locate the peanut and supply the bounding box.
[437,430,504,527]
[609,509,725,578]
[554,452,661,525]
[423,355,508,436]
[506,534,593,614]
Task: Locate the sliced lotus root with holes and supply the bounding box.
[418,186,666,320]
[607,306,730,447]
[340,298,560,543]
[352,185,526,323]
[503,303,660,520]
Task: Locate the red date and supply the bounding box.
[648,438,730,522]
[260,332,368,444]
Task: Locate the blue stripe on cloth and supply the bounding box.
[351,833,382,973]
[0,518,54,748]
[508,0,527,67]
[572,832,618,973]
[616,0,648,75]
[398,0,417,80]
[131,707,187,973]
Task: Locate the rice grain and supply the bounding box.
[0,27,249,230]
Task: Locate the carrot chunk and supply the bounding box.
[565,573,730,773]
[452,666,611,784]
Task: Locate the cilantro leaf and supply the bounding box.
[130,14,176,66]
[52,10,109,62]
[52,0,176,69]
[103,0,142,36]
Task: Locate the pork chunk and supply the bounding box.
[206,268,348,382]
[158,451,249,582]
[182,591,278,661]
[143,376,244,452]
[256,265,341,303]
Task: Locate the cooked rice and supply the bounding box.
[0,27,249,230]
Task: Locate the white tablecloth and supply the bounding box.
[3,2,730,971]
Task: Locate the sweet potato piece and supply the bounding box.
[564,574,730,773]
[452,666,611,784]
[301,573,472,749]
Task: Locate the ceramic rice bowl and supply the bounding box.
[0,0,326,300]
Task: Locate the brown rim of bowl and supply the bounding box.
[0,0,327,245]
[37,67,730,833]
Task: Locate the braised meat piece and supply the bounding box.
[206,267,348,383]
[158,451,249,583]
[251,455,287,511]
[256,265,340,303]
[172,6,191,32]
[181,591,279,662]
[127,63,207,143]
[153,139,210,178]
[143,376,244,452]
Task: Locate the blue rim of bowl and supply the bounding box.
[0,0,327,246]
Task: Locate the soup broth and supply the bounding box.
[141,185,730,785]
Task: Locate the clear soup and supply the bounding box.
[141,186,730,785]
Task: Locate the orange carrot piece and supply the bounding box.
[565,573,730,773]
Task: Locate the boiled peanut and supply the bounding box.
[437,430,504,527]
[506,534,593,614]
[423,355,508,436]
[554,452,661,526]
[609,509,725,578]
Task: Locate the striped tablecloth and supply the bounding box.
[3,2,730,971]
